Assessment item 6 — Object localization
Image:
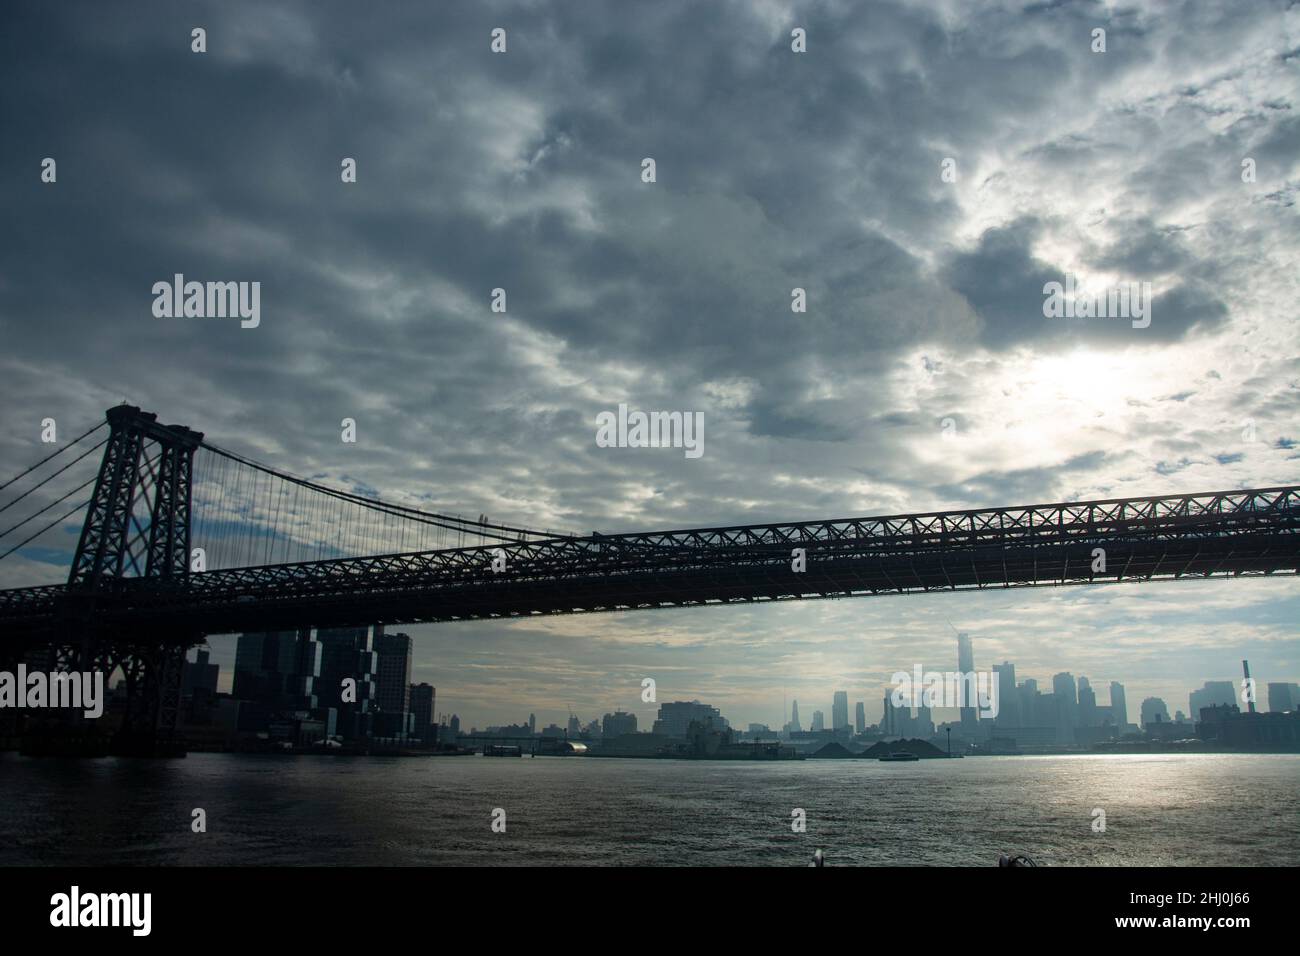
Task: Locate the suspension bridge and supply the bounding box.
[1,404,1297,753]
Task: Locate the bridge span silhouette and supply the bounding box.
[1,405,1297,753]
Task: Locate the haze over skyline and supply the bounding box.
[1,0,1297,729]
[187,582,1295,734]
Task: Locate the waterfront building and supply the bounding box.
[1267,682,1300,713]
[373,631,414,739]
[232,629,321,715]
[652,701,728,738]
[315,626,379,740]
[602,710,638,737]
[1140,697,1170,728]
[410,683,435,744]
[183,648,219,696]
[1189,681,1235,721]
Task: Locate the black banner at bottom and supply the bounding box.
[0,865,1282,941]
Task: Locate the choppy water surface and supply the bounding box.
[1,752,1294,866]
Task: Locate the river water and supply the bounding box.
[1,751,1295,866]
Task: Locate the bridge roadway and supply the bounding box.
[1,485,1297,644]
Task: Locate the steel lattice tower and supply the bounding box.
[68,404,203,590]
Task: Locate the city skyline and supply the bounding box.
[190,593,1299,732]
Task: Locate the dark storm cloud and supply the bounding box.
[944,216,1229,348]
[942,217,1060,350]
[1089,218,1196,275]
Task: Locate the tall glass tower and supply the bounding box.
[832,691,849,731]
[958,632,978,734]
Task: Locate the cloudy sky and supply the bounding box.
[1,0,1297,731]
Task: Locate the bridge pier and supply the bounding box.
[111,642,188,758]
[5,634,191,758]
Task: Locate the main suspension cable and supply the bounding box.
[199,440,565,543]
[0,419,107,492]
[0,473,98,541]
[0,498,90,563]
[0,437,108,517]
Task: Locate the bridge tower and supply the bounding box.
[68,404,203,589]
[49,406,205,756]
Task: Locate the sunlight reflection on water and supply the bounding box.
[1,751,1295,866]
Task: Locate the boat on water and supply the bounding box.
[878,751,920,762]
[811,849,1037,866]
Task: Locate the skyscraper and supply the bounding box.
[957,632,978,733]
[602,711,637,737]
[373,631,414,739]
[1140,697,1170,727]
[315,626,378,740]
[1052,672,1078,743]
[854,701,866,734]
[811,710,825,732]
[409,682,435,744]
[183,648,220,696]
[1109,681,1128,732]
[651,700,727,737]
[832,691,849,731]
[915,703,934,737]
[182,648,221,723]
[233,631,292,702]
[232,629,319,712]
[1034,692,1059,729]
[1267,682,1300,713]
[1189,681,1235,720]
[1017,678,1038,730]
[993,662,1019,727]
[790,699,802,733]
[1077,676,1097,727]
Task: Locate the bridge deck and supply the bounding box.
[2,485,1297,641]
